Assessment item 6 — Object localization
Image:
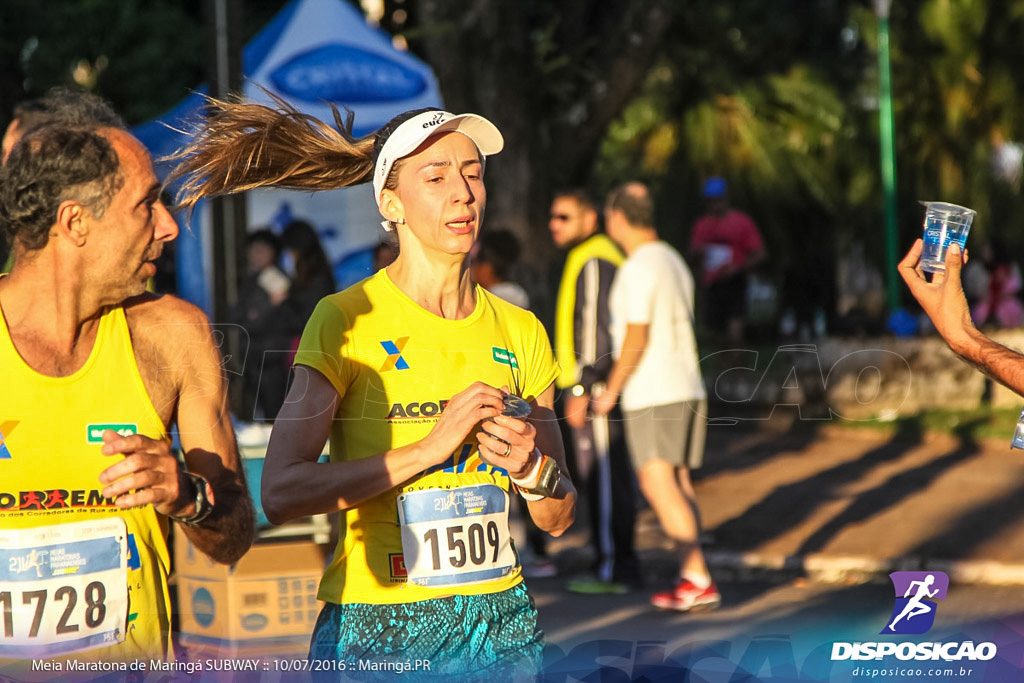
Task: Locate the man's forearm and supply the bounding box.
[604,323,649,398]
[955,327,1024,396]
[179,471,255,565]
[604,347,643,398]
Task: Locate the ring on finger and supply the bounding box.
[501,442,512,457]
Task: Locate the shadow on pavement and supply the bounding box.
[795,420,983,556]
[708,418,925,553]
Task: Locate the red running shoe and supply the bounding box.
[650,579,721,612]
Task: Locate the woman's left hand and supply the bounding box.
[477,415,536,479]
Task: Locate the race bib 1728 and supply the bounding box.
[0,518,129,659]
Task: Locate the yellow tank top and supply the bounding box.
[295,270,558,605]
[0,304,172,672]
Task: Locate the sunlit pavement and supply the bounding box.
[522,416,1024,681]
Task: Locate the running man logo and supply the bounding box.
[380,337,411,371]
[882,571,949,635]
[0,420,19,459]
[9,549,49,578]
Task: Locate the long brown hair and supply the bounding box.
[164,91,377,212]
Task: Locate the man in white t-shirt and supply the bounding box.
[590,182,719,612]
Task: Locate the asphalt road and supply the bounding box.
[531,574,1024,682]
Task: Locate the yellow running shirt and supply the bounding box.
[295,270,557,605]
[0,304,173,670]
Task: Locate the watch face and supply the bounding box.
[571,385,585,397]
[179,472,214,524]
[535,458,561,497]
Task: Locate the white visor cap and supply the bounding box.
[372,110,504,208]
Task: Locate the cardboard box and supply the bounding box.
[174,533,325,642]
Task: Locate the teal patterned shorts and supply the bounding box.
[308,583,543,681]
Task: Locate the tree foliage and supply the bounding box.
[0,0,289,127]
[391,0,679,263]
[6,0,1024,320]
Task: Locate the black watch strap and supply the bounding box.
[170,472,213,526]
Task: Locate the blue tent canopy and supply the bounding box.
[133,0,441,310]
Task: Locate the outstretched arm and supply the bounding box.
[902,580,923,598]
[900,239,1024,394]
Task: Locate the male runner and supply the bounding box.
[0,110,253,672]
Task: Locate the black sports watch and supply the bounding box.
[170,472,214,526]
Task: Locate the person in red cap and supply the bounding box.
[689,177,765,344]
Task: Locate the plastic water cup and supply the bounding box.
[1012,408,1024,450]
[919,201,976,274]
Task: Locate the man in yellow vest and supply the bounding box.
[0,99,254,674]
[551,189,640,593]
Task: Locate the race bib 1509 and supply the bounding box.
[398,484,516,587]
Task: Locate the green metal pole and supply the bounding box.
[877,3,900,310]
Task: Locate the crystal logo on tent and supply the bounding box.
[270,44,427,103]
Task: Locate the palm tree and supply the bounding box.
[885,0,1024,249]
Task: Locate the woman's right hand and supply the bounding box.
[420,381,504,466]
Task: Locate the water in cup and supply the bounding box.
[919,201,976,274]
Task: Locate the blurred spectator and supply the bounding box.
[373,236,400,271]
[834,240,886,336]
[2,100,47,165]
[280,219,337,353]
[594,182,719,612]
[472,228,530,309]
[2,89,123,163]
[689,177,765,344]
[964,239,1024,329]
[551,189,640,592]
[230,229,291,422]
